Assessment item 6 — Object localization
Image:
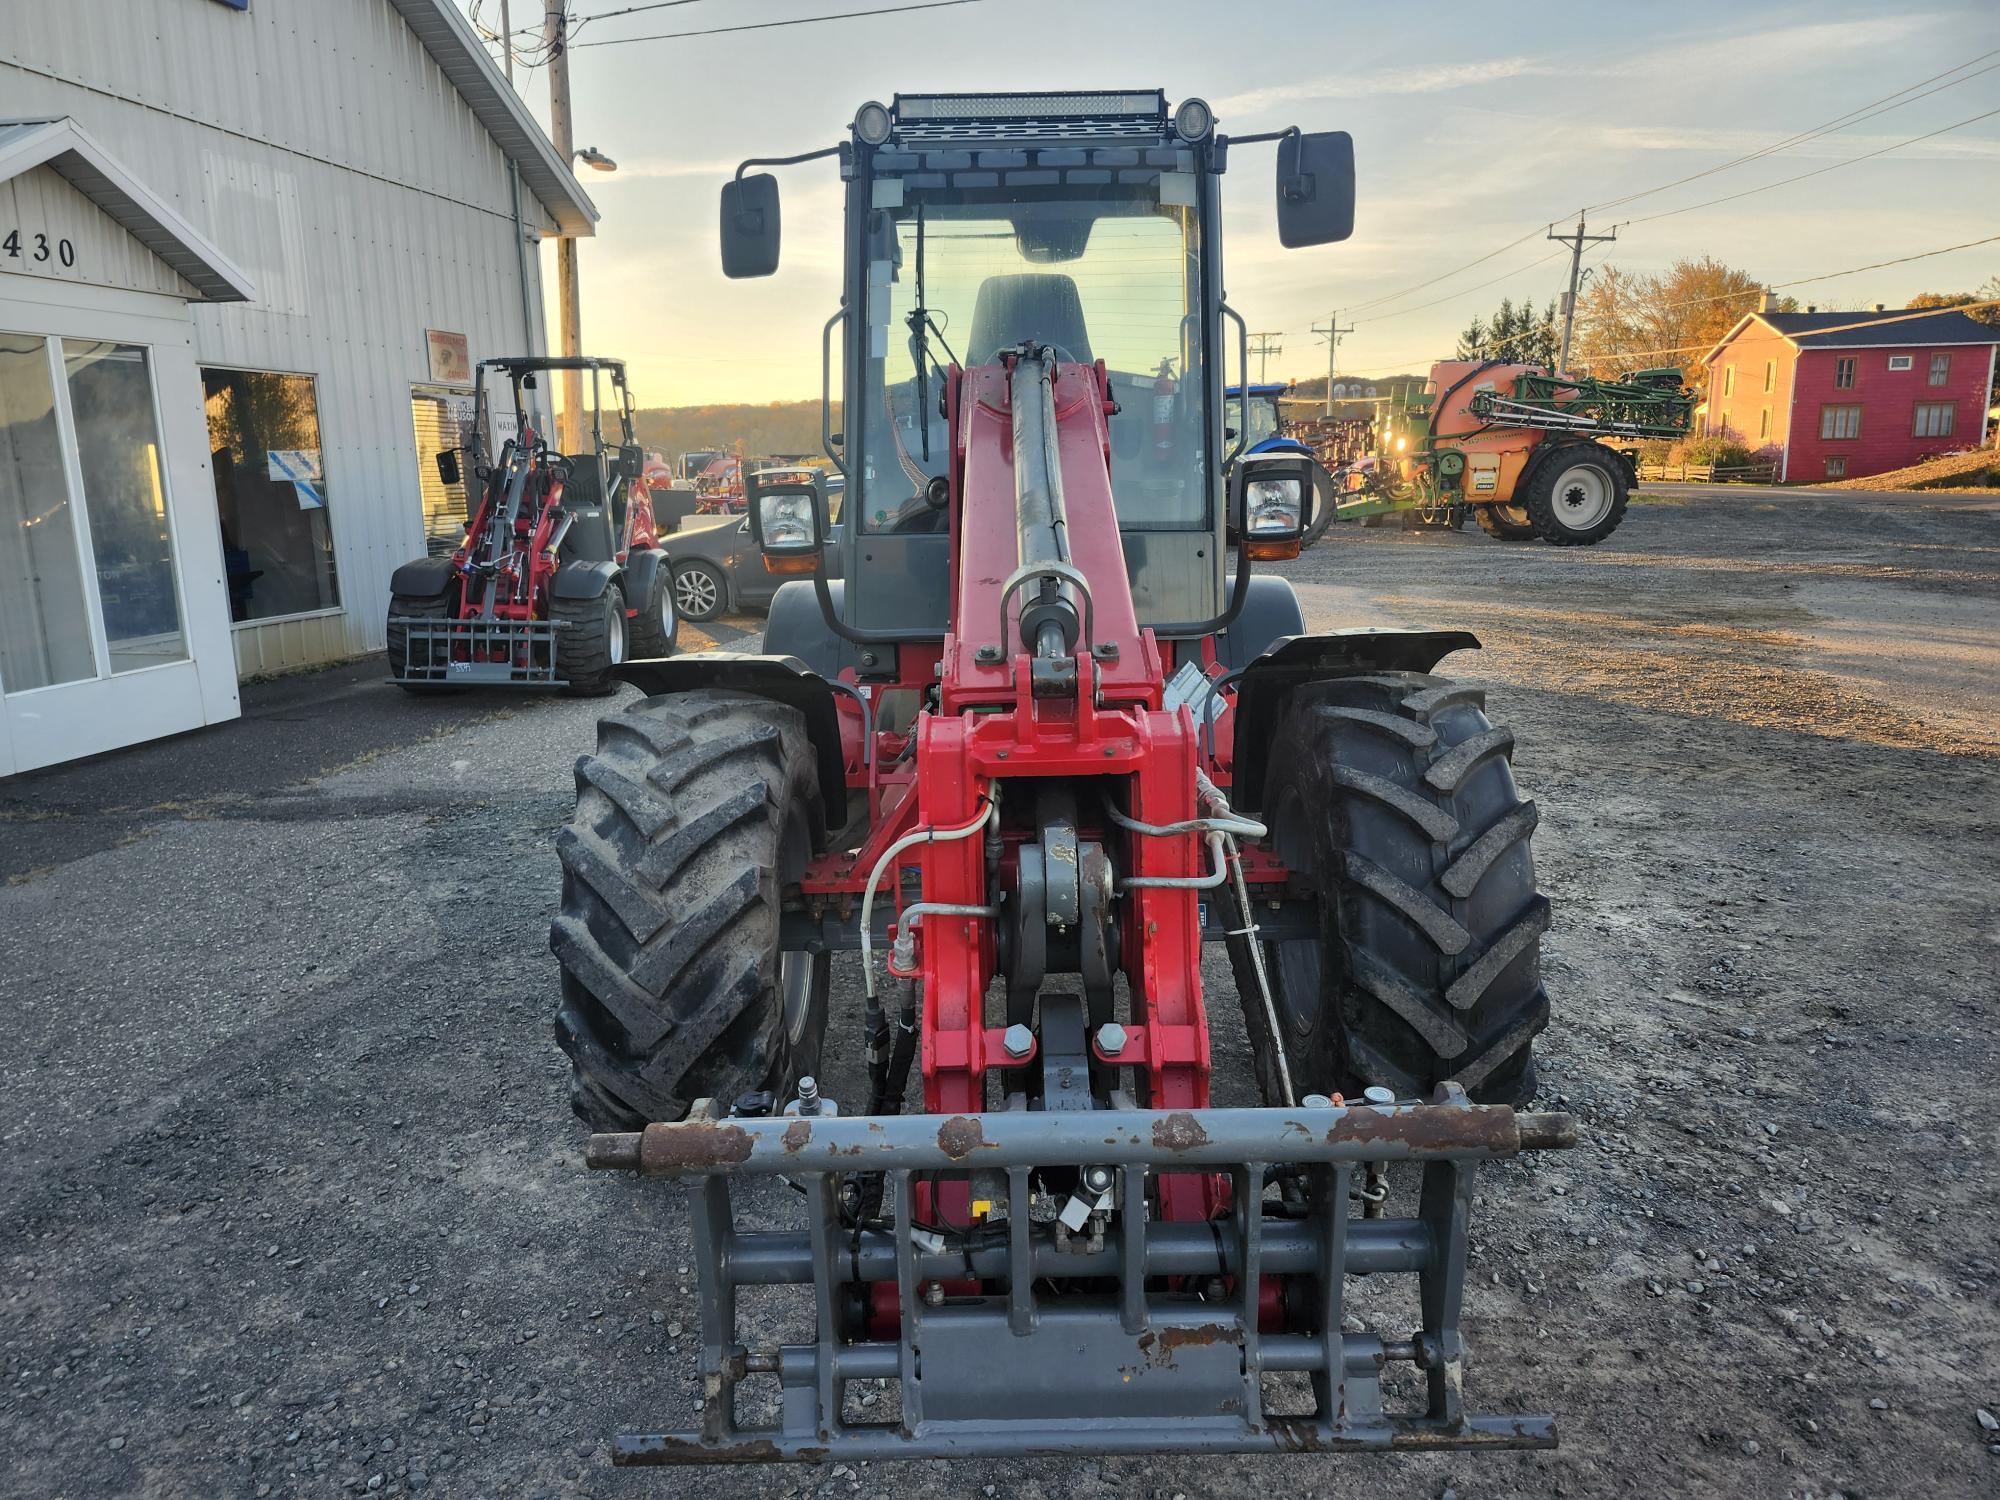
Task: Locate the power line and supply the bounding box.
[1584,297,2000,364]
[570,0,984,47]
[1361,248,1570,327]
[1334,236,2000,377]
[1622,107,2000,226]
[1587,47,2000,213]
[1339,50,2000,326]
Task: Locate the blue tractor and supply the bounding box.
[1226,382,1337,542]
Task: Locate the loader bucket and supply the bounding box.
[584,1083,1578,1464]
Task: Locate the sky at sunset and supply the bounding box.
[466,0,2000,407]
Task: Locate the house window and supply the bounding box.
[1820,405,1862,440]
[1763,360,1775,393]
[201,369,339,623]
[1887,354,1913,371]
[1913,402,1955,438]
[1722,365,1735,396]
[1928,352,1950,387]
[1759,408,1770,438]
[1834,357,1856,388]
[1825,456,1847,478]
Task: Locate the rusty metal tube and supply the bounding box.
[586,1099,1577,1178]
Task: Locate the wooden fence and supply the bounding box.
[1638,460,1780,485]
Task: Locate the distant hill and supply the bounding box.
[630,401,839,461]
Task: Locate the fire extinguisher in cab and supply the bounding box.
[1152,357,1176,463]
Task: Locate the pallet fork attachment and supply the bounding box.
[586,1085,1578,1464]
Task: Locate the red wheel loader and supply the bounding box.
[385,355,677,694]
[552,92,1576,1466]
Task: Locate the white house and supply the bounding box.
[0,0,595,774]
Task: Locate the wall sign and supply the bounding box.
[426,329,471,385]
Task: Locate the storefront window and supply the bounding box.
[64,341,188,672]
[411,385,475,555]
[0,333,94,692]
[202,368,339,622]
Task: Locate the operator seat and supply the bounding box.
[966,274,1094,366]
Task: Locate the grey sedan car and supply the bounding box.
[665,510,845,622]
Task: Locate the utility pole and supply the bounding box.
[1549,213,1616,374]
[1311,311,1353,415]
[545,3,583,452]
[1248,332,1283,386]
[499,0,513,85]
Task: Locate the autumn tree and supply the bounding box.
[1572,257,1791,389]
[1905,279,2000,327]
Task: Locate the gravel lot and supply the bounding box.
[3,484,1996,1499]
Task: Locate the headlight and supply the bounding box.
[1246,476,1303,534]
[854,101,892,146]
[1395,436,1407,452]
[760,492,815,547]
[1173,97,1213,142]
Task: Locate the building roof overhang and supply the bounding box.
[385,0,599,237]
[0,117,257,302]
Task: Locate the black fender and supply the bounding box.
[1226,628,1481,815]
[613,653,848,838]
[550,558,619,601]
[1215,576,1306,673]
[388,556,456,600]
[620,547,668,610]
[764,579,863,681]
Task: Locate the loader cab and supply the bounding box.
[467,355,648,563]
[721,91,1354,643]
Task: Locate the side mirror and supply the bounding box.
[618,442,645,480]
[720,173,781,278]
[747,470,825,575]
[1229,454,1315,561]
[435,449,461,486]
[1276,130,1356,247]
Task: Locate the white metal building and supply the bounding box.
[0,0,595,774]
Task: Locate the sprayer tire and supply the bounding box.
[1302,467,1340,545]
[1475,503,1538,541]
[1227,672,1550,1107]
[550,691,829,1129]
[1524,444,1629,546]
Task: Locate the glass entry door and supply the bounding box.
[1,323,203,774]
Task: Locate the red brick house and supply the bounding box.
[1700,308,1998,482]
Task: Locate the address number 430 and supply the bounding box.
[4,230,77,268]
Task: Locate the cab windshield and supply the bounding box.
[1236,391,1282,447]
[857,183,1208,534]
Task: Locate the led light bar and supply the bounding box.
[894,91,1166,122]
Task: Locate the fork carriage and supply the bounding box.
[590,1088,1576,1461]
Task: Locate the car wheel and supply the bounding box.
[673,560,727,622]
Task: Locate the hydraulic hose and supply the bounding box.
[859,799,997,1002]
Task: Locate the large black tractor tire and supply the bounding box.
[550,691,831,1129]
[626,561,679,661]
[1523,445,1629,546]
[1474,502,1538,541]
[385,593,466,695]
[1227,672,1549,1107]
[552,582,626,696]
